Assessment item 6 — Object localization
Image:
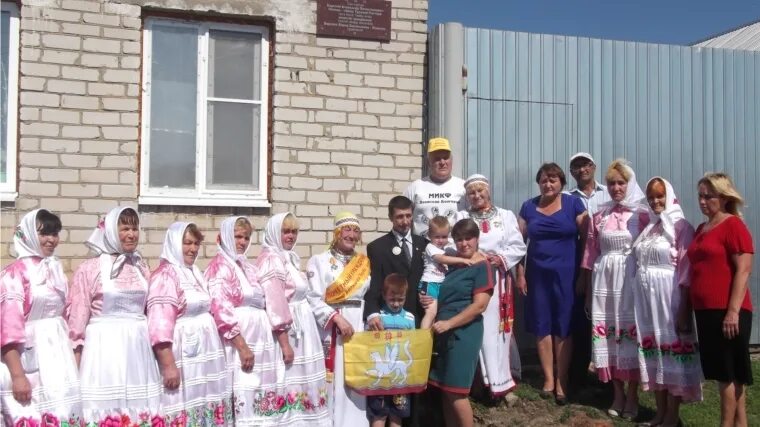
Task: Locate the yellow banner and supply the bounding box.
[324,253,370,304]
[343,329,433,396]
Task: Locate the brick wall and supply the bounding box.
[0,0,428,272]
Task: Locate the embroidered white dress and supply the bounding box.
[147,262,232,426]
[68,255,162,426]
[583,206,646,382]
[306,251,370,427]
[0,259,81,427]
[456,208,526,395]
[257,250,333,427]
[633,221,702,401]
[205,253,287,427]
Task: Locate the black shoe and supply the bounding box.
[539,389,554,400]
[555,395,568,406]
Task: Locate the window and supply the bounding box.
[1,2,19,201]
[141,18,270,207]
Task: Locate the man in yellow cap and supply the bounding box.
[402,137,466,239]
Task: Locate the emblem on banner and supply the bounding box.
[343,329,433,396]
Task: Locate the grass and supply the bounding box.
[474,360,760,426]
[636,361,760,426]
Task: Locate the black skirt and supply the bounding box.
[694,309,753,385]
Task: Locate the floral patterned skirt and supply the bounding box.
[79,316,161,426]
[591,253,640,381]
[634,266,703,402]
[162,313,233,426]
[254,299,331,427]
[225,305,329,426]
[0,317,82,427]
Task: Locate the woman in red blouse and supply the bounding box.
[686,172,754,427]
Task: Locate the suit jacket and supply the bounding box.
[364,231,428,324]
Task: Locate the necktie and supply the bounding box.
[400,237,412,265]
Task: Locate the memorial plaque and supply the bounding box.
[317,0,392,42]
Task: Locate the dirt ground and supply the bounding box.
[465,351,760,426]
[472,396,616,427]
[470,366,635,427]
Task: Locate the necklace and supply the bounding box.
[330,248,354,265]
[470,207,497,233]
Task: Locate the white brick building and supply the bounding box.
[0,0,429,272]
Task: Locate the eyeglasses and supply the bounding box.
[697,193,718,200]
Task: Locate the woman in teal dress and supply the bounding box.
[428,219,494,427]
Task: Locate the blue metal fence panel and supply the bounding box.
[461,27,760,344]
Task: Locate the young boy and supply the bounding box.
[419,216,473,299]
[367,274,435,427]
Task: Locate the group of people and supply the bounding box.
[515,153,754,427]
[1,208,340,427]
[0,136,754,427]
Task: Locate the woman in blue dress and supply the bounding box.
[517,162,588,405]
[428,219,494,427]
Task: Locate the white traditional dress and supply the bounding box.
[67,207,162,426]
[582,168,648,382]
[631,179,702,401]
[307,245,371,427]
[205,216,291,426]
[0,210,81,427]
[456,205,527,395]
[147,222,232,426]
[256,213,334,427]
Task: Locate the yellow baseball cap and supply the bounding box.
[427,137,451,153]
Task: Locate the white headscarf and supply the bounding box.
[464,173,489,189]
[217,216,251,266]
[86,206,143,279]
[600,161,647,212]
[13,209,67,292]
[160,221,205,285]
[262,212,300,268]
[634,177,686,247]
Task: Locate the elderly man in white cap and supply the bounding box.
[566,152,610,392]
[403,137,466,239]
[566,152,611,215]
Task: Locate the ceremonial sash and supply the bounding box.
[343,329,433,396]
[324,253,370,305]
[498,266,514,333]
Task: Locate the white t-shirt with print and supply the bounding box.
[421,242,456,283]
[403,175,466,239]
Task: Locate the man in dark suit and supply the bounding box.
[364,195,428,328]
[363,195,433,427]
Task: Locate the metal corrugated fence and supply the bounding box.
[429,23,760,344]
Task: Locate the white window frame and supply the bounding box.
[140,18,270,207]
[0,2,19,201]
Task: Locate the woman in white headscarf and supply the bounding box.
[205,216,290,425]
[66,207,161,426]
[580,159,648,420]
[255,212,351,427]
[147,222,231,425]
[632,178,702,426]
[0,210,81,427]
